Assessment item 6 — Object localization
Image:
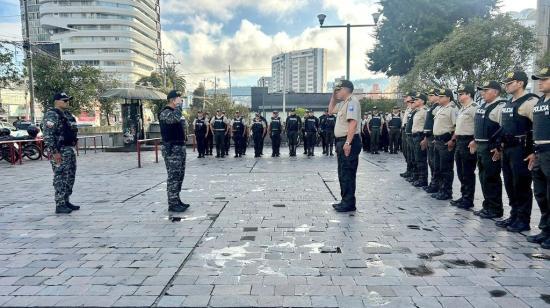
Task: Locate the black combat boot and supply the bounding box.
[56,205,72,214]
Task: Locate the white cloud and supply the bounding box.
[0,22,22,40]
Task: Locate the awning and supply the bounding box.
[101,87,167,100]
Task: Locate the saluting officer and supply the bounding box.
[471,81,506,218]
[528,66,550,249]
[231,111,246,158]
[251,112,266,158]
[324,111,336,156]
[285,109,302,157]
[210,109,230,158]
[410,92,429,187]
[421,88,441,193]
[450,84,478,210]
[43,92,80,214]
[268,111,282,157]
[367,106,384,154]
[387,106,402,154]
[304,110,320,157]
[159,90,189,212]
[193,111,208,158]
[432,89,457,200]
[495,71,539,233]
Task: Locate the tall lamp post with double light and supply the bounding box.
[317,12,381,81]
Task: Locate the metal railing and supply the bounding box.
[0,138,44,165]
[136,135,195,168]
[76,135,105,156]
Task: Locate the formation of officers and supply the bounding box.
[399,68,550,250]
[192,109,337,159]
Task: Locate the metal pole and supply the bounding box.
[23,0,36,123]
[346,24,351,81]
[228,65,232,103]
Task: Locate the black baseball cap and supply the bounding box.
[334,79,354,92]
[413,92,427,102]
[404,91,416,98]
[456,84,476,96]
[427,88,440,96]
[532,66,550,80]
[167,90,182,100]
[53,92,72,101]
[477,80,502,92]
[438,89,454,99]
[502,71,528,84]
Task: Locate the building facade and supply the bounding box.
[20,0,161,87]
[270,48,326,94]
[257,76,271,88]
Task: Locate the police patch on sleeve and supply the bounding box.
[46,121,55,128]
[348,104,355,112]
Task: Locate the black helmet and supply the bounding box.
[0,128,11,137]
[27,125,40,138]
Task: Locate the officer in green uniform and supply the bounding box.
[367,107,384,154]
[210,109,230,158]
[421,88,441,193]
[387,106,402,154]
[410,92,428,187]
[43,92,80,214]
[471,81,506,218]
[432,89,457,200]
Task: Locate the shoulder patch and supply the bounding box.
[45,121,55,128]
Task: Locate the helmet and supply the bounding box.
[26,125,40,138]
[0,128,11,137]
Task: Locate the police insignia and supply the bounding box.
[46,121,54,128]
[542,67,549,75]
[507,72,514,78]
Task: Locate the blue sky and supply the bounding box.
[0,0,538,89]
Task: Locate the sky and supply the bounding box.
[0,0,539,90]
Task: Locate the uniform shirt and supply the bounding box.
[411,107,427,133]
[334,96,362,138]
[402,107,412,127]
[43,108,78,154]
[484,99,504,124]
[361,117,369,132]
[209,115,229,130]
[455,100,477,136]
[433,103,457,136]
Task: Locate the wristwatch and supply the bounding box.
[345,141,351,146]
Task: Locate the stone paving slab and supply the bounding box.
[1,148,550,307]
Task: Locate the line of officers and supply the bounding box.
[360,106,406,155]
[191,109,338,158]
[399,69,550,250]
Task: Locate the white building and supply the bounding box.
[20,0,161,87]
[270,48,326,94]
[257,76,271,88]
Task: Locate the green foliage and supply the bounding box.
[368,0,497,76]
[191,84,206,109]
[399,14,537,92]
[136,68,186,94]
[0,43,22,88]
[536,50,550,68]
[97,78,120,125]
[294,107,307,118]
[359,98,401,114]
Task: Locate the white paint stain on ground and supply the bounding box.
[365,291,391,306]
[302,242,325,253]
[365,242,392,248]
[295,224,309,232]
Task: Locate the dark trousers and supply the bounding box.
[502,145,533,223]
[370,128,380,153]
[288,131,298,156]
[196,134,206,156]
[206,133,213,154]
[224,134,230,155]
[336,135,362,206]
[455,137,477,204]
[271,132,281,155]
[362,130,370,152]
[389,128,400,153]
[405,135,415,176]
[401,129,407,157]
[302,131,308,154]
[477,142,503,213]
[413,135,428,183]
[306,132,317,155]
[533,151,550,232]
[214,132,225,157]
[434,139,455,196]
[253,134,263,157]
[321,131,327,153]
[426,136,436,186]
[233,134,244,156]
[323,130,335,154]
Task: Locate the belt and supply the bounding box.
[475,139,489,142]
[214,129,225,131]
[412,132,424,138]
[502,135,527,146]
[335,134,359,142]
[456,135,474,141]
[535,143,550,153]
[434,133,453,142]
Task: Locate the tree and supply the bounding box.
[367,0,497,76]
[360,98,400,113]
[0,43,22,88]
[136,68,186,94]
[399,15,537,92]
[33,54,103,113]
[191,84,206,110]
[136,72,163,88]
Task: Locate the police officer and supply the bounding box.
[380,114,390,153]
[387,106,402,154]
[324,111,336,156]
[367,107,384,154]
[221,111,230,156]
[361,113,370,152]
[193,111,208,158]
[421,89,441,193]
[404,95,418,183]
[285,109,302,157]
[159,90,189,212]
[259,112,268,156]
[470,81,506,218]
[319,110,329,155]
[251,112,266,158]
[302,112,309,155]
[210,109,230,158]
[204,111,214,156]
[495,71,539,232]
[450,84,478,209]
[304,110,320,156]
[528,66,550,249]
[401,94,415,178]
[410,92,428,187]
[231,111,246,158]
[268,111,282,157]
[43,92,79,214]
[432,89,457,200]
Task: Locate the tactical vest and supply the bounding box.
[405,110,416,134]
[52,108,78,147]
[286,116,299,132]
[319,115,328,131]
[325,115,336,131]
[369,115,382,129]
[474,100,503,140]
[305,117,317,132]
[159,106,185,144]
[533,95,550,141]
[423,104,438,132]
[270,117,281,132]
[232,118,244,134]
[251,119,264,135]
[388,114,402,128]
[212,116,226,131]
[194,118,206,134]
[501,94,538,137]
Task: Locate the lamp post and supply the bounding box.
[317,12,380,81]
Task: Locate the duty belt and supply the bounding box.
[214,129,225,131]
[502,135,527,147]
[412,132,424,138]
[434,133,453,142]
[456,135,474,141]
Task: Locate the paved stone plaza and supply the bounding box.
[1,147,550,307]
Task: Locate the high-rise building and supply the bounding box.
[20,0,162,87]
[257,76,271,88]
[270,48,326,94]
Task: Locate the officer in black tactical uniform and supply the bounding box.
[324,111,336,156]
[319,110,329,155]
[221,111,230,156]
[368,107,383,154]
[302,112,308,155]
[204,112,214,156]
[159,90,189,212]
[421,89,440,193]
[210,109,229,158]
[285,109,302,157]
[193,111,208,158]
[42,92,80,214]
[259,113,267,156]
[267,111,282,157]
[496,71,539,233]
[251,112,266,158]
[304,110,319,156]
[387,106,402,154]
[529,67,550,249]
[231,111,246,158]
[471,81,506,219]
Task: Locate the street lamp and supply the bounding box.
[317,12,381,80]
